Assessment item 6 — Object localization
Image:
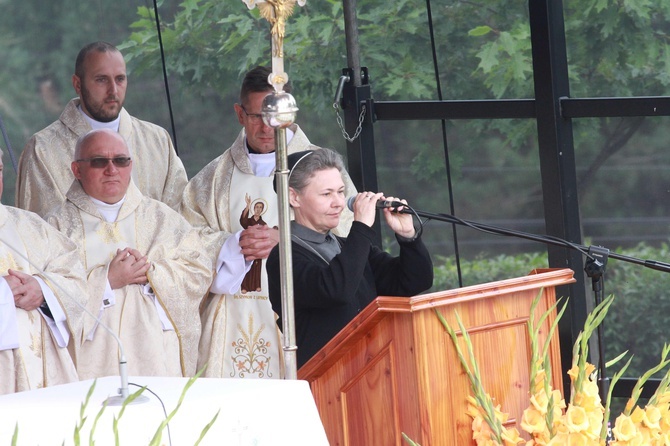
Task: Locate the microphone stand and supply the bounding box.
[402,207,670,403]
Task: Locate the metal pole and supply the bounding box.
[274,127,298,379]
[263,91,300,379]
[342,0,361,86]
[243,0,305,379]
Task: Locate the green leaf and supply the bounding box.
[468,25,493,37]
[476,43,500,73]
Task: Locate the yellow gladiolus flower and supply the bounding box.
[501,427,524,445]
[612,414,637,441]
[565,432,590,446]
[565,405,590,433]
[583,363,596,377]
[631,406,646,424]
[567,365,580,382]
[521,407,547,434]
[643,405,662,430]
[530,390,550,414]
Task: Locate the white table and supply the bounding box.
[0,376,329,445]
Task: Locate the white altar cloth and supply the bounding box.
[0,376,329,445]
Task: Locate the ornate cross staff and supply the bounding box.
[241,0,305,380]
[242,0,305,91]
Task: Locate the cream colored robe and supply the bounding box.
[47,181,212,379]
[16,98,188,217]
[0,204,87,395]
[180,125,356,378]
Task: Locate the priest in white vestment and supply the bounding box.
[16,41,187,217]
[0,150,88,395]
[180,66,356,378]
[47,129,211,379]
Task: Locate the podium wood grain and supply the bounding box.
[298,268,575,445]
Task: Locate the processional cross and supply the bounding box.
[242,0,306,92]
[241,0,305,380]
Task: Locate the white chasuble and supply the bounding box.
[0,208,80,394]
[76,207,181,379]
[198,167,282,379]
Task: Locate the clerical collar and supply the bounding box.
[290,220,341,263]
[248,152,275,177]
[246,144,270,155]
[78,105,121,132]
[89,195,126,222]
[245,128,296,176]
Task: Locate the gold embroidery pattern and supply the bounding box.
[96,222,123,244]
[230,313,273,378]
[29,330,42,360]
[0,252,18,275]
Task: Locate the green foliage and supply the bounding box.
[431,241,670,378]
[401,432,421,446]
[432,251,549,291]
[601,242,670,376]
[113,387,149,445]
[148,368,215,446]
[73,379,97,445]
[4,0,670,227]
[436,308,508,444]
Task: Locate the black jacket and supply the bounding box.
[267,221,433,367]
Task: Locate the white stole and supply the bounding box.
[221,166,282,378]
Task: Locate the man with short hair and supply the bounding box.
[0,149,87,395]
[47,129,211,379]
[17,41,187,217]
[180,65,357,378]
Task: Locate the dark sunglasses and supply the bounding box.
[76,157,132,168]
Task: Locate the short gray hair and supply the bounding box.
[288,147,345,193]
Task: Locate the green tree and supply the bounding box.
[120,0,670,222]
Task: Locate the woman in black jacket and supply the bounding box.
[267,148,433,368]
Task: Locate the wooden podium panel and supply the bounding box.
[298,268,575,445]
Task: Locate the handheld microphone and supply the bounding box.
[1,237,149,406]
[346,195,406,212]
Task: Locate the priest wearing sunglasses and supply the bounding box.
[46,128,212,379]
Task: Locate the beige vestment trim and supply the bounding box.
[16,98,187,216]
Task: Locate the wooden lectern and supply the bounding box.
[298,268,575,445]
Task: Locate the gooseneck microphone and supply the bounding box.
[346,195,406,212]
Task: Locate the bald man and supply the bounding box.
[47,129,211,379]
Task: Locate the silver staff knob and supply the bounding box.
[262,91,299,129]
